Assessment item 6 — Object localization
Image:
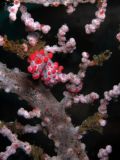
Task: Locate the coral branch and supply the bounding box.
[0,62,89,160]
[0,125,31,160]
[0,1,119,160]
[78,112,105,135]
[1,35,45,59]
[0,121,46,160]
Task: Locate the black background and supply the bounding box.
[0,0,120,159]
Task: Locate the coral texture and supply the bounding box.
[0,0,120,160]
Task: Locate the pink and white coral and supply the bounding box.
[0,1,120,160]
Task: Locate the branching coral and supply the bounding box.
[5,0,107,33]
[0,1,120,160]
